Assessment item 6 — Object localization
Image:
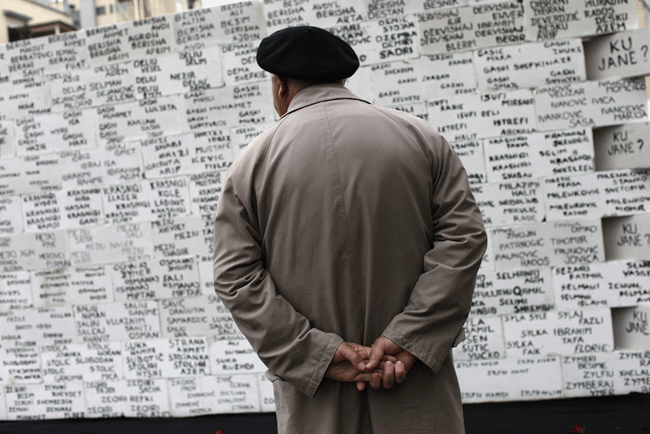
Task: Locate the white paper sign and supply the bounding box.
[84,379,171,417]
[608,261,650,306]
[584,26,650,81]
[4,32,88,78]
[367,0,463,20]
[168,374,259,416]
[102,177,190,224]
[543,174,605,220]
[181,82,275,132]
[456,356,562,402]
[174,3,266,49]
[159,295,212,338]
[221,41,268,86]
[32,266,112,307]
[123,338,210,379]
[59,145,143,189]
[0,271,32,310]
[548,219,604,267]
[535,78,648,131]
[0,346,41,384]
[309,0,366,27]
[389,102,430,122]
[86,17,175,67]
[14,110,97,156]
[111,257,200,301]
[132,47,223,99]
[68,222,154,266]
[428,90,536,141]
[503,309,613,357]
[597,169,650,216]
[74,301,161,343]
[602,214,650,261]
[231,124,271,160]
[561,353,616,397]
[209,336,267,375]
[418,2,526,55]
[593,122,650,171]
[4,382,85,420]
[0,230,69,271]
[523,0,639,42]
[553,264,610,309]
[553,261,650,308]
[44,32,90,72]
[142,131,233,178]
[330,15,419,65]
[474,39,586,91]
[472,268,554,316]
[0,307,76,348]
[612,351,650,394]
[471,181,545,227]
[0,79,50,123]
[199,255,216,295]
[368,52,476,105]
[258,372,276,412]
[453,316,505,360]
[491,219,603,269]
[152,215,206,258]
[0,197,24,235]
[49,64,137,112]
[612,306,650,351]
[263,0,309,31]
[97,96,182,146]
[22,189,104,233]
[41,342,123,383]
[200,292,246,340]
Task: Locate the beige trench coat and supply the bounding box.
[213,84,487,433]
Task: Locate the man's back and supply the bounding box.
[214,83,486,433]
[254,84,436,345]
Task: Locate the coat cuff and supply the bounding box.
[382,327,443,374]
[303,333,344,398]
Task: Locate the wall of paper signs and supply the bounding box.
[0,0,649,421]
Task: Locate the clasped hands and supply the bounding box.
[325,336,417,391]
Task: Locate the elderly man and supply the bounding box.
[213,26,487,434]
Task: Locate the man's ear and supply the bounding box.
[277,76,289,97]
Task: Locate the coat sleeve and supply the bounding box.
[382,132,487,374]
[213,169,343,398]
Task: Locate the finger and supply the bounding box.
[356,381,366,392]
[382,361,395,389]
[338,343,366,370]
[395,360,407,384]
[353,369,383,380]
[382,354,398,363]
[349,343,373,359]
[365,340,386,371]
[369,372,382,390]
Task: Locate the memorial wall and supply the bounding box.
[0,0,649,421]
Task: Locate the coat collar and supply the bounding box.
[281,83,370,119]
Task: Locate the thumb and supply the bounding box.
[337,342,366,370]
[365,339,386,371]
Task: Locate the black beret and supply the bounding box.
[256,26,359,82]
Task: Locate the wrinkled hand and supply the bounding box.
[325,342,397,391]
[363,336,417,390]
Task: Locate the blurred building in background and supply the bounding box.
[49,0,202,27]
[1,0,204,45]
[1,0,76,44]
